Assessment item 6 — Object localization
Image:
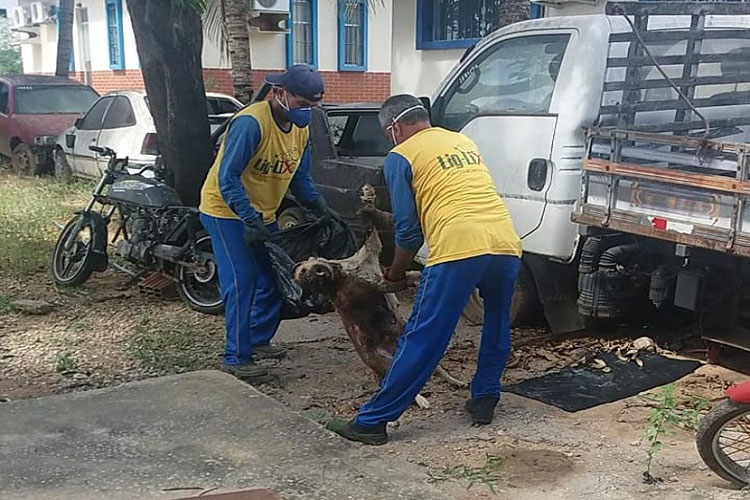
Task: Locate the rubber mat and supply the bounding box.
[505,352,702,412]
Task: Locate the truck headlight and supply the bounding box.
[34,135,58,146]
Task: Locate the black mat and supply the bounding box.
[505,352,702,412]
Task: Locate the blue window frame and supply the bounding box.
[287,0,318,67]
[337,0,367,72]
[105,0,125,70]
[417,0,542,51]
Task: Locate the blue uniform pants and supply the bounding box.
[356,254,521,427]
[200,213,281,365]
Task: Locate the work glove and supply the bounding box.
[244,215,271,244]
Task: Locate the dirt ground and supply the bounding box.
[2,266,750,500]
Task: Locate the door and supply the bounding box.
[96,95,138,172]
[432,33,571,242]
[311,110,392,216]
[0,82,10,156]
[72,96,112,177]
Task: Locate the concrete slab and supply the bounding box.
[0,371,449,500]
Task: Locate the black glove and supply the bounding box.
[244,215,271,244]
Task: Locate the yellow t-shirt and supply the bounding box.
[391,127,522,266]
[199,101,309,224]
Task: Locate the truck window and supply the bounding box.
[0,83,8,114]
[434,34,570,131]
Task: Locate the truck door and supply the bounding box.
[431,32,571,243]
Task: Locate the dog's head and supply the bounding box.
[293,259,342,299]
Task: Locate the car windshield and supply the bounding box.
[15,85,99,114]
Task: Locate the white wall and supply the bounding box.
[391,0,462,97]
[18,0,393,74]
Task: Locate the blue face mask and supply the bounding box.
[287,107,311,127]
[277,92,312,127]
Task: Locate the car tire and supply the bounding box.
[461,262,540,328]
[11,143,43,176]
[54,150,73,183]
[277,206,311,230]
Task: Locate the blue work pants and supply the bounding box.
[200,213,281,365]
[356,254,521,427]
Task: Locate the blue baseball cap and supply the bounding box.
[266,64,325,102]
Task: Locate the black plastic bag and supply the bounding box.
[269,216,358,262]
[264,242,310,320]
[265,217,356,319]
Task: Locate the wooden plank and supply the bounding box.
[627,116,750,134]
[583,157,750,195]
[604,73,750,92]
[572,211,750,257]
[600,91,750,115]
[607,52,750,68]
[606,1,750,16]
[609,29,750,44]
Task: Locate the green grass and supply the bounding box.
[55,352,79,373]
[427,454,505,495]
[126,314,221,373]
[0,293,14,315]
[0,172,92,277]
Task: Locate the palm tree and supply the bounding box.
[205,0,253,103]
[55,0,74,77]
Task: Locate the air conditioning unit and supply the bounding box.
[251,0,290,14]
[12,6,31,29]
[31,2,55,24]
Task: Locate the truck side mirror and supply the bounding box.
[65,133,76,149]
[528,158,549,192]
[419,96,431,120]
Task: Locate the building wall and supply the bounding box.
[390,0,464,98]
[17,0,392,103]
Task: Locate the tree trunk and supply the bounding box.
[225,0,253,103]
[497,0,530,28]
[55,0,74,77]
[126,0,213,207]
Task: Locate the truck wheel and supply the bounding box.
[462,263,540,327]
[11,143,37,175]
[277,206,311,229]
[54,150,73,183]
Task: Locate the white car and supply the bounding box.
[55,91,242,179]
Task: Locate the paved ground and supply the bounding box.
[0,370,450,500]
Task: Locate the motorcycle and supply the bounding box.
[51,146,223,314]
[696,380,750,486]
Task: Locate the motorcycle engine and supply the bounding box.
[115,211,156,263]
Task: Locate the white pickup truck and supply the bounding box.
[417,1,750,350]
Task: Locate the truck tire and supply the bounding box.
[277,206,313,229]
[462,263,540,327]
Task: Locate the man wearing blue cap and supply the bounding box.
[199,65,337,380]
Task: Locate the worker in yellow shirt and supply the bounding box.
[327,94,522,445]
[199,65,336,381]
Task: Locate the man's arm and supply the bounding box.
[383,152,424,282]
[218,115,262,223]
[288,144,321,205]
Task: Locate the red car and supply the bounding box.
[0,75,99,174]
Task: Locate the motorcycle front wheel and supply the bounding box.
[696,399,750,486]
[51,214,107,287]
[176,233,224,315]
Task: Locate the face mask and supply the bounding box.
[385,105,426,146]
[276,91,312,128]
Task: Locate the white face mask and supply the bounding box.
[385,105,426,146]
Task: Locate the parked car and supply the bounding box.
[210,101,393,236]
[55,91,242,180]
[0,75,99,175]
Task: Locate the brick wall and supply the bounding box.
[70,68,391,103]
